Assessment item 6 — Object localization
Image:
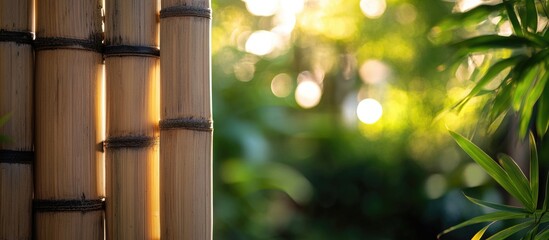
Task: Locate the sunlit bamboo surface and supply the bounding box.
[34,0,104,238]
[0,0,33,238]
[160,0,212,239]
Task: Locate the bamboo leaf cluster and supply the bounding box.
[439,0,549,239]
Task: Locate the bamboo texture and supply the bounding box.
[160,0,212,239]
[104,0,160,236]
[34,0,104,239]
[0,0,33,239]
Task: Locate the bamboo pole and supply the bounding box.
[160,0,212,239]
[0,0,33,238]
[34,1,104,239]
[104,0,160,238]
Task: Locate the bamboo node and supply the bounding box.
[33,199,105,212]
[104,136,158,149]
[159,117,213,131]
[0,150,33,164]
[104,45,160,58]
[0,30,33,45]
[34,36,103,52]
[160,5,212,19]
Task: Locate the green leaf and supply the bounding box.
[543,174,549,212]
[530,132,539,209]
[452,35,542,54]
[519,67,549,137]
[499,154,535,210]
[525,0,538,33]
[486,220,534,240]
[456,56,525,109]
[464,194,531,214]
[536,82,549,137]
[504,1,524,36]
[437,4,505,31]
[438,211,530,239]
[450,131,531,207]
[535,227,549,240]
[472,222,494,240]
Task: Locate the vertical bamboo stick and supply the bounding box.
[160,0,212,239]
[34,1,104,239]
[104,0,160,238]
[0,0,33,238]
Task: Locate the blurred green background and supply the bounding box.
[210,0,506,239]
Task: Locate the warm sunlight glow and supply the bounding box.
[357,98,383,124]
[360,0,387,19]
[243,0,279,16]
[295,81,322,109]
[359,60,391,84]
[456,0,485,12]
[245,30,279,56]
[271,73,293,98]
[279,0,304,14]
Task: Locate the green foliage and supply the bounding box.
[438,0,549,137]
[438,2,549,237]
[440,131,548,239]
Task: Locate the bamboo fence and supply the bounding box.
[160,0,213,239]
[0,0,213,238]
[34,0,104,239]
[0,0,33,239]
[104,0,160,238]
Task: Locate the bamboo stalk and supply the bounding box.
[34,0,104,239]
[0,0,33,239]
[160,0,212,239]
[104,54,160,240]
[104,0,160,238]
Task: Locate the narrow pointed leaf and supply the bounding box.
[450,131,529,206]
[520,68,549,137]
[472,222,494,240]
[529,132,539,209]
[535,227,549,240]
[536,83,549,137]
[437,4,505,31]
[456,56,524,109]
[543,174,549,212]
[465,194,531,214]
[499,154,534,210]
[525,0,538,32]
[452,35,541,53]
[486,220,534,240]
[504,1,523,36]
[438,211,530,239]
[525,224,538,240]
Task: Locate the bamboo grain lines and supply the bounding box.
[0,0,34,239]
[1,0,212,238]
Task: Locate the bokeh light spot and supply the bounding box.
[243,0,279,16]
[425,174,447,199]
[359,59,391,84]
[357,98,383,124]
[245,30,279,56]
[360,0,387,19]
[271,73,293,98]
[463,163,488,187]
[295,81,322,109]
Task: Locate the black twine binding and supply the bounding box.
[34,199,105,212]
[159,117,213,132]
[160,6,212,19]
[0,30,33,44]
[104,45,160,58]
[34,37,103,52]
[0,150,33,164]
[104,136,158,149]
